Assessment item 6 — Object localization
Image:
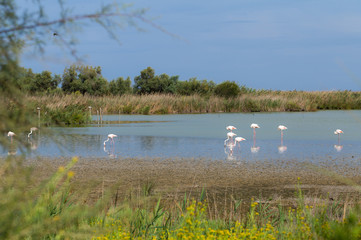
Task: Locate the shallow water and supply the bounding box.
[3,111,361,162]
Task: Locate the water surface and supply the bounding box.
[3,111,361,163]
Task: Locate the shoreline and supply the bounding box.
[25,156,361,206]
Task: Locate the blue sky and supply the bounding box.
[20,0,361,90]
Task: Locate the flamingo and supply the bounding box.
[235,137,246,147]
[28,127,38,138]
[7,131,15,142]
[104,134,117,147]
[224,132,237,146]
[334,129,343,145]
[250,123,260,146]
[226,126,236,132]
[278,125,287,145]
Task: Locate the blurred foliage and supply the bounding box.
[214,80,241,98]
[62,65,108,96]
[109,76,132,96]
[133,66,179,94]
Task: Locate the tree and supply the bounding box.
[30,71,60,93]
[0,0,161,147]
[176,78,215,96]
[109,76,132,95]
[62,65,108,96]
[133,67,179,94]
[214,81,240,98]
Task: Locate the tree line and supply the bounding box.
[17,65,247,98]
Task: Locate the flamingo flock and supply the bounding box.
[5,124,345,157]
[224,123,344,156]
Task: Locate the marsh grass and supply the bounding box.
[26,90,361,117]
[2,157,361,239]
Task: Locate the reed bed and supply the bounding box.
[26,90,361,116]
[2,156,361,239]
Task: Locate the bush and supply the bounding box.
[214,81,240,98]
[46,105,90,125]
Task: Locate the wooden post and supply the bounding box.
[37,107,41,128]
[88,106,92,123]
[100,108,102,125]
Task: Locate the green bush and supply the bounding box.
[214,81,240,98]
[47,105,90,125]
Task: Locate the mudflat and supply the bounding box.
[26,156,361,207]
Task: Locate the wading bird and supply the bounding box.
[28,127,38,138]
[226,125,236,132]
[278,125,287,145]
[7,131,15,142]
[235,137,246,147]
[224,132,237,146]
[250,123,260,149]
[334,129,343,145]
[104,134,117,147]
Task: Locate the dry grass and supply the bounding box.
[26,90,361,114]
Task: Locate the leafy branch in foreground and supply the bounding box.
[0,0,176,148]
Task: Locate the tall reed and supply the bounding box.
[26,90,361,116]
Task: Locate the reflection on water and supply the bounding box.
[278,145,287,154]
[251,146,260,153]
[141,136,155,150]
[334,145,343,152]
[104,145,116,158]
[0,111,360,162]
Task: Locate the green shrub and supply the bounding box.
[123,105,133,114]
[214,81,240,98]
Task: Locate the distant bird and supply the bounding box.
[224,132,237,146]
[334,129,343,145]
[28,127,38,138]
[7,131,15,142]
[226,126,236,132]
[104,134,117,147]
[235,137,246,147]
[278,125,287,145]
[250,123,260,144]
[53,32,58,36]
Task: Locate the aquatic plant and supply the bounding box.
[25,90,361,117]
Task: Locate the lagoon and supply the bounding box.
[3,110,361,163]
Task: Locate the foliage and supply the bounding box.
[109,76,132,96]
[133,67,179,94]
[45,105,91,126]
[62,65,108,96]
[0,157,106,239]
[176,77,215,96]
[214,80,241,98]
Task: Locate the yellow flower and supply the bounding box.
[67,171,75,178]
[72,156,79,163]
[58,166,65,172]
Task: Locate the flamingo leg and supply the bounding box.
[281,131,284,146]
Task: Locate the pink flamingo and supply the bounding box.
[226,125,236,132]
[224,132,237,147]
[28,127,38,138]
[234,137,246,153]
[235,137,246,147]
[278,125,287,145]
[334,129,343,145]
[250,123,260,146]
[104,134,117,147]
[7,131,15,143]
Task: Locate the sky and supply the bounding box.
[19,0,361,91]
